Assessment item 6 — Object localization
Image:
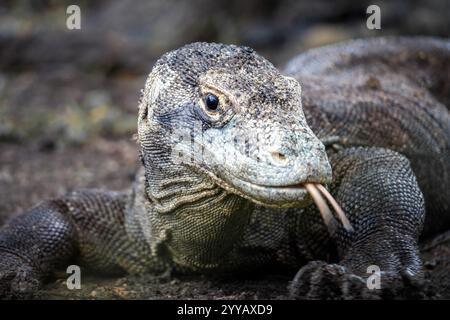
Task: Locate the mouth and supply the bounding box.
[198,167,353,234]
[218,175,353,234]
[245,181,353,233]
[228,177,310,207]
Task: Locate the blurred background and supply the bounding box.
[0,0,449,222]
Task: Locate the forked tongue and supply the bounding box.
[304,183,354,235]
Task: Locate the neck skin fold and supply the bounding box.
[129,162,254,271]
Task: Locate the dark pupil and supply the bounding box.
[205,94,219,111]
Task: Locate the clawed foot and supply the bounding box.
[288,261,425,299]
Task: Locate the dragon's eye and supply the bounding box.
[205,93,219,112]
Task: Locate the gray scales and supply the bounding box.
[0,37,449,299]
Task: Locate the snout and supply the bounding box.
[244,128,332,187]
[203,124,333,208]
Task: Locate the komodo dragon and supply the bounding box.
[0,37,449,299]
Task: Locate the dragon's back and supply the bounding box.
[285,37,450,236]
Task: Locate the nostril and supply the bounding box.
[269,151,288,165]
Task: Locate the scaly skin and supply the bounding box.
[0,37,448,299]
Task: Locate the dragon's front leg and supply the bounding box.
[290,147,425,299]
[0,189,148,298]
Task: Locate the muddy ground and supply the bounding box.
[0,0,449,299]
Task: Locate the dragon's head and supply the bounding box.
[138,43,333,211]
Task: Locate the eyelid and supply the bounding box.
[196,91,235,127]
[199,80,239,108]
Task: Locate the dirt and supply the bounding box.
[37,273,292,300]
